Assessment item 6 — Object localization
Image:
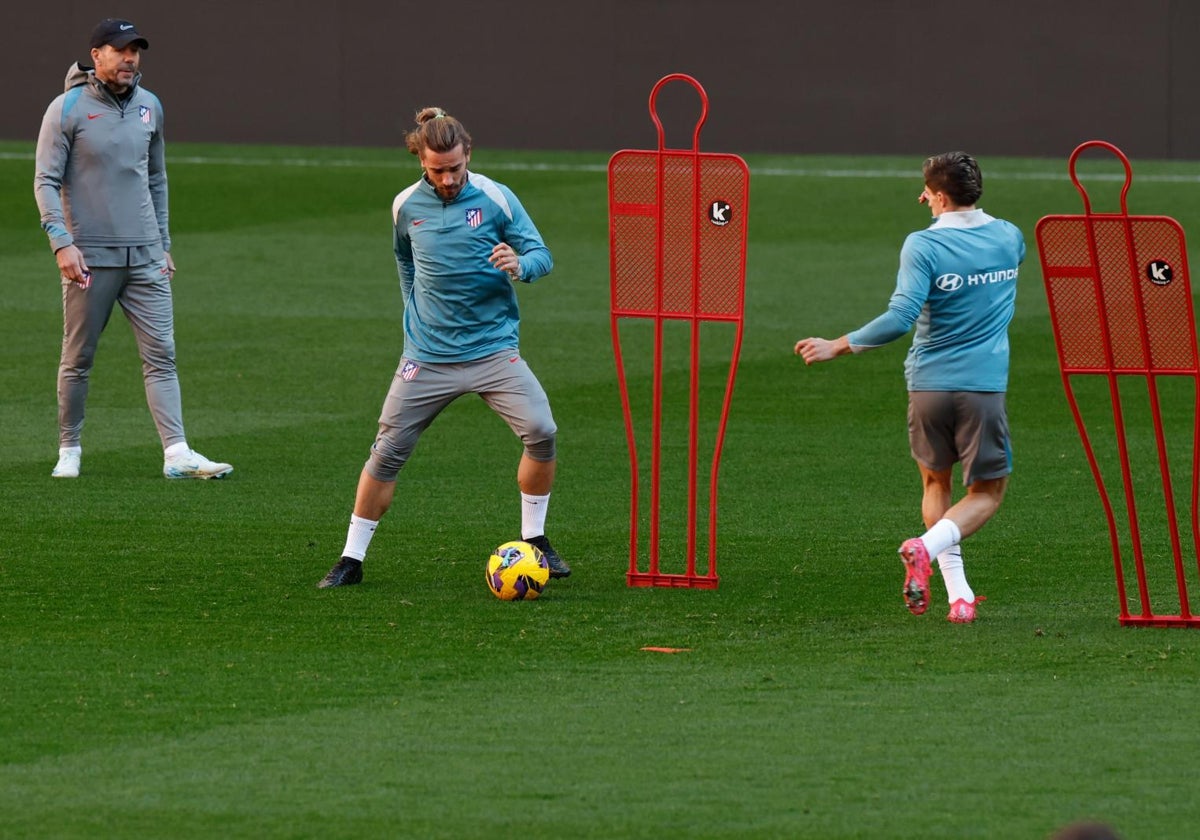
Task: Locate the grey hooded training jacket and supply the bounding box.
[34,62,170,267]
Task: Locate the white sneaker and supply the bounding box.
[52,447,82,478]
[163,448,233,480]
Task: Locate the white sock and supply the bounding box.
[59,445,82,456]
[164,441,189,458]
[520,492,550,540]
[920,518,962,559]
[342,514,378,561]
[937,546,975,603]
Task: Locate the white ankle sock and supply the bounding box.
[164,441,189,458]
[920,518,962,559]
[342,514,378,561]
[520,492,550,540]
[937,546,974,603]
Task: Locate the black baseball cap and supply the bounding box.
[89,19,150,50]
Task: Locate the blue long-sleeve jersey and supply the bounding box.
[391,172,552,363]
[848,209,1025,392]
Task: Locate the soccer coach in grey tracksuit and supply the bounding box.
[34,18,231,480]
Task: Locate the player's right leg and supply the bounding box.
[319,359,457,588]
[318,471,395,588]
[902,393,957,614]
[53,268,122,477]
[899,538,934,616]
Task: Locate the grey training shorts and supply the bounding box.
[365,350,557,482]
[907,390,1011,486]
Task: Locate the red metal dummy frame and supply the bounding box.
[1036,140,1200,626]
[608,74,750,588]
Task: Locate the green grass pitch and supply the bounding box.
[3,140,1200,839]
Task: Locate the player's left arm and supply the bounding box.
[147,96,171,257]
[496,188,552,282]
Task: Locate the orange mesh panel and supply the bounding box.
[1046,273,1107,370]
[610,151,657,206]
[1092,218,1145,369]
[1130,219,1193,370]
[1037,215,1196,373]
[611,214,657,313]
[698,158,749,317]
[1039,217,1091,268]
[659,154,696,315]
[609,150,748,319]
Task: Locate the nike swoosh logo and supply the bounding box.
[412,219,426,226]
[120,24,134,30]
[87,113,103,119]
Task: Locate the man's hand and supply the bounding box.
[489,243,521,281]
[794,335,851,365]
[55,244,91,288]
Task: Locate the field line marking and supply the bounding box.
[5,150,1200,182]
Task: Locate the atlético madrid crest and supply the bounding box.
[139,105,152,125]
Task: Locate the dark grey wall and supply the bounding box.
[7,1,1198,158]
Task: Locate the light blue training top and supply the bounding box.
[848,209,1026,392]
[391,172,553,363]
